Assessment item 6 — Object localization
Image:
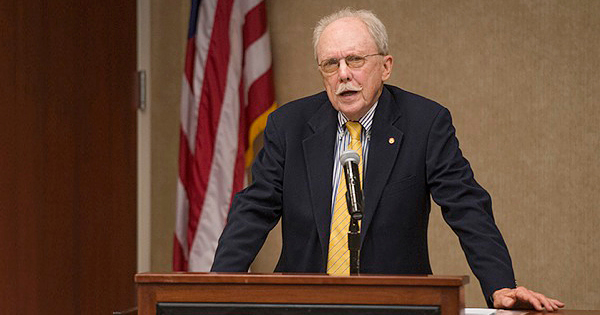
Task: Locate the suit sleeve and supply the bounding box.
[425,107,516,305]
[211,113,285,272]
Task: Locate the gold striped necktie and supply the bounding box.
[327,121,363,276]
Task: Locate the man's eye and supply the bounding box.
[346,55,363,62]
[323,59,339,67]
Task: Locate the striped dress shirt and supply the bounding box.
[330,101,378,215]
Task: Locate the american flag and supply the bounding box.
[173,0,276,271]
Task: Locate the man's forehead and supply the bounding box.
[317,17,377,57]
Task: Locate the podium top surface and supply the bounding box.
[135,272,468,287]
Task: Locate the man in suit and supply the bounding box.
[212,8,563,311]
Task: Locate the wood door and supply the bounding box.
[0,1,137,314]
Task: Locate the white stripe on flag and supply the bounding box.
[243,33,272,103]
[238,0,262,15]
[179,74,195,140]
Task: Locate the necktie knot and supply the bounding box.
[346,121,362,142]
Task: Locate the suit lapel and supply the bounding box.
[362,87,404,243]
[302,100,338,261]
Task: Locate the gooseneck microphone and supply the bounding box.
[340,150,363,275]
[340,150,363,220]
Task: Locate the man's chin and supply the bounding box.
[338,105,366,121]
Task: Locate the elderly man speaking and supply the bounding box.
[212,8,564,311]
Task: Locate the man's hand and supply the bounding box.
[493,286,565,312]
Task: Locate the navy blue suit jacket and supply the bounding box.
[212,85,516,303]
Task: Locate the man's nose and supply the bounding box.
[337,60,352,82]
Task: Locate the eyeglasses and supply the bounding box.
[318,53,384,73]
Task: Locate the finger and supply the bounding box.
[531,291,555,312]
[530,292,553,311]
[550,298,565,308]
[493,289,515,309]
[498,296,517,309]
[540,297,555,312]
[513,287,565,312]
[538,292,565,312]
[548,301,561,311]
[528,296,545,311]
[516,287,543,311]
[547,298,565,311]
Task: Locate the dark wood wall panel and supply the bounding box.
[0,1,137,314]
[1,1,18,312]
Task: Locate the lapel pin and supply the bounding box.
[388,137,395,144]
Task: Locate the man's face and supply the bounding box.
[316,17,393,121]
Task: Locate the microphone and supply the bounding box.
[340,150,363,220]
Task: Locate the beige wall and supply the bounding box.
[148,0,189,273]
[149,0,600,309]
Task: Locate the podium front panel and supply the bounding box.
[157,302,440,315]
[136,273,467,315]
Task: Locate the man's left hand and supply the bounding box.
[493,286,565,312]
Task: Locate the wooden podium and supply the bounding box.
[136,273,467,315]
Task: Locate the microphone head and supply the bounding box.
[340,150,360,165]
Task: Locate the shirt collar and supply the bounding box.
[337,101,378,134]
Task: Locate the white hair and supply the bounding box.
[313,8,389,60]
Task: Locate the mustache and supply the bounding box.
[336,82,362,95]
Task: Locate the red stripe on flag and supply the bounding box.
[178,128,193,190]
[188,0,235,250]
[246,68,275,122]
[184,38,196,87]
[231,77,247,206]
[242,1,267,50]
[177,127,195,270]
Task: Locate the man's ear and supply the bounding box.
[381,55,393,81]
